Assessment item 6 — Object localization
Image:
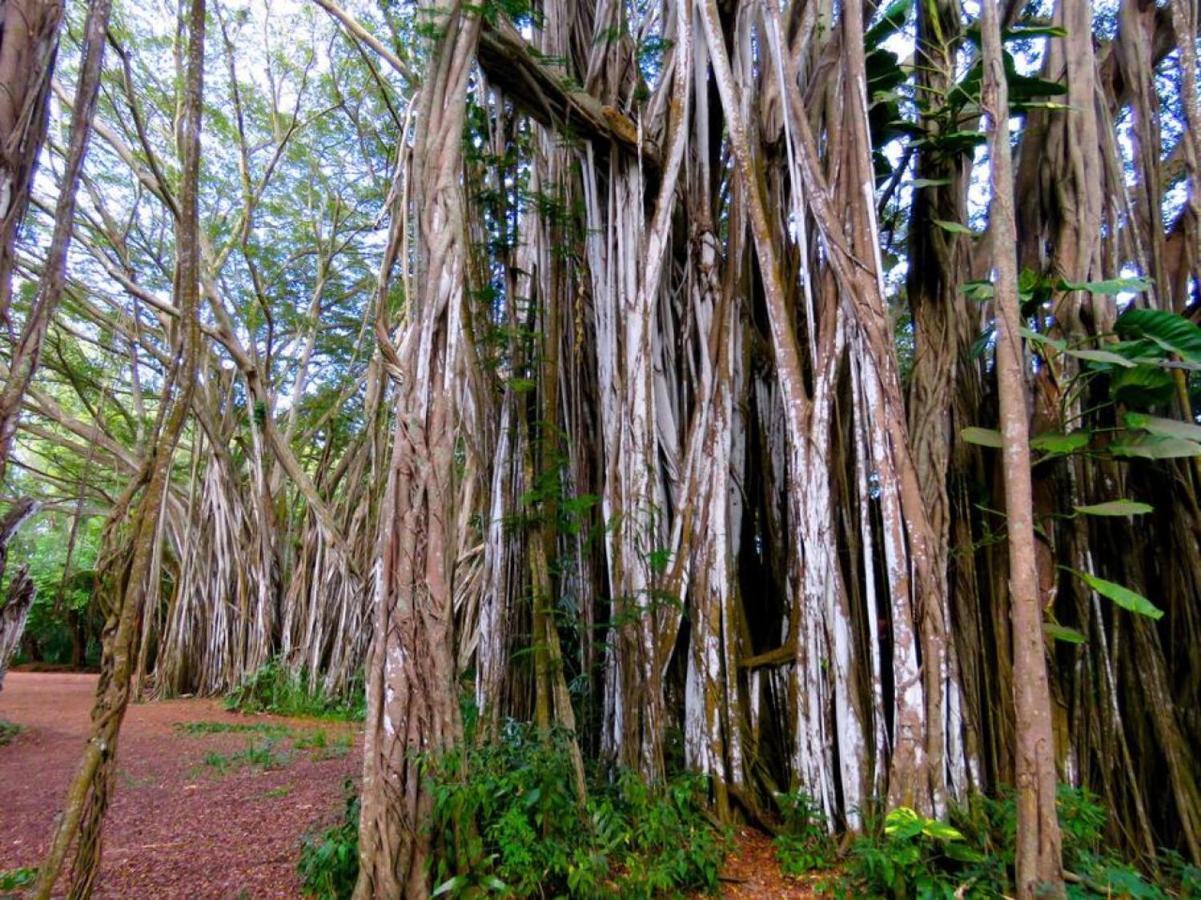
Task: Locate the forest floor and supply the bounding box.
[0,672,820,898]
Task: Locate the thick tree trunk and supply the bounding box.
[354,3,481,895]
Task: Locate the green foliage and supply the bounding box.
[1,510,102,668]
[0,720,22,746]
[202,737,291,775]
[298,779,360,900]
[838,787,1187,899]
[0,867,37,893]
[297,725,727,899]
[772,791,835,876]
[224,659,365,721]
[840,806,993,899]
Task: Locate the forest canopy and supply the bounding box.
[1,0,1200,896]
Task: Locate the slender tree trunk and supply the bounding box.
[980,0,1064,894]
[0,0,64,329]
[34,0,204,892]
[0,0,109,484]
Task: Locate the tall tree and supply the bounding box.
[354,0,481,893]
[981,0,1065,893]
[34,0,204,892]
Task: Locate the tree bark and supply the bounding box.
[980,0,1065,893]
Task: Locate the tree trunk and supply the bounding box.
[980,0,1065,893]
[354,2,481,895]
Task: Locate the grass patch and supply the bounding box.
[202,738,292,775]
[0,719,22,746]
[264,785,292,799]
[176,720,289,738]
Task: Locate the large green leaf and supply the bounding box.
[1066,569,1164,620]
[1030,431,1089,455]
[1110,434,1201,459]
[1058,277,1151,296]
[1065,348,1136,368]
[1044,622,1086,644]
[1115,308,1201,363]
[932,218,973,235]
[1124,411,1201,442]
[1108,365,1176,407]
[961,427,1003,448]
[1073,499,1153,517]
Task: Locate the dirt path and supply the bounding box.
[0,672,360,898]
[0,672,821,898]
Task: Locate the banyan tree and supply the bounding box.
[1,0,1200,895]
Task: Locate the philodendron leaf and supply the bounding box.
[1030,431,1089,455]
[1066,568,1164,620]
[932,218,973,235]
[1073,499,1153,517]
[1108,365,1176,407]
[1110,434,1201,459]
[1124,411,1201,442]
[1058,277,1151,296]
[1044,622,1086,644]
[1065,348,1136,368]
[962,426,1003,448]
[1116,308,1201,363]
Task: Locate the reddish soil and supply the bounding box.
[1,672,818,898]
[0,672,360,898]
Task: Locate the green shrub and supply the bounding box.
[298,779,360,899]
[0,719,21,746]
[839,786,1188,899]
[297,724,728,899]
[224,659,364,721]
[772,791,835,876]
[840,806,996,899]
[0,867,37,893]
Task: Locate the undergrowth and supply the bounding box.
[0,867,37,895]
[771,784,1199,899]
[299,779,360,900]
[224,659,364,721]
[298,724,728,899]
[0,719,21,746]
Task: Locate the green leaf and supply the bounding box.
[961,426,1003,448]
[932,218,973,235]
[1066,568,1164,620]
[961,279,994,301]
[1109,365,1176,407]
[1044,623,1086,644]
[920,820,966,842]
[1064,348,1136,368]
[1030,431,1089,455]
[911,177,951,188]
[1004,23,1068,39]
[1110,434,1201,459]
[1116,308,1201,363]
[1020,326,1066,351]
[1059,277,1151,296]
[1073,499,1153,517]
[1123,411,1201,442]
[433,876,465,896]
